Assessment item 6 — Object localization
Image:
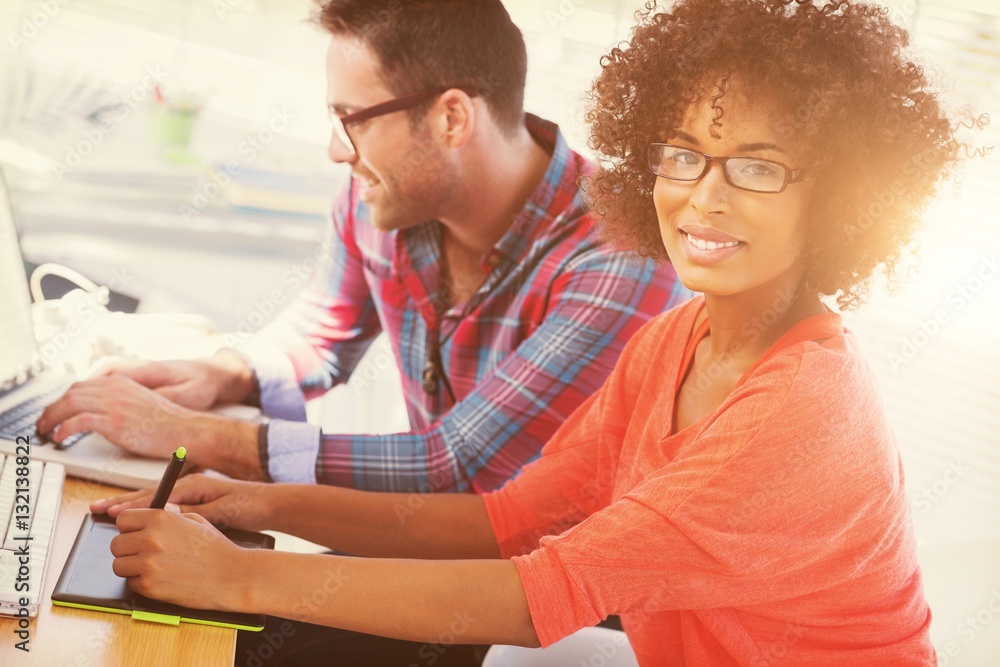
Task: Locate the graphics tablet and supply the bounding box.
[51,513,274,631]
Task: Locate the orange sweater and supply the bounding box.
[484,297,934,666]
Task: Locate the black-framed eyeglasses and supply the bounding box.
[647,143,806,194]
[329,85,479,156]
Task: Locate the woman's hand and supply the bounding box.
[110,509,257,611]
[91,473,272,533]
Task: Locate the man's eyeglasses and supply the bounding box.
[329,85,479,156]
[647,143,806,194]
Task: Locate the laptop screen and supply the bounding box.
[0,169,40,393]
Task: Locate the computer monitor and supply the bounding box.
[0,168,41,393]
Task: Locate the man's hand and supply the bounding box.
[92,473,273,532]
[36,375,263,478]
[37,375,203,458]
[89,349,254,411]
[110,509,254,611]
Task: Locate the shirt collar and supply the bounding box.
[389,115,587,320]
[486,114,585,270]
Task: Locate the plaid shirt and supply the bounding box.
[240,115,689,493]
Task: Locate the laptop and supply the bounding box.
[0,168,255,489]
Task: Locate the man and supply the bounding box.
[38,0,686,497]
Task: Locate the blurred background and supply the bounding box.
[0,1,997,663]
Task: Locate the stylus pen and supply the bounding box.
[150,447,187,509]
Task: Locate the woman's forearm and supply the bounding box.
[261,484,501,559]
[240,550,539,646]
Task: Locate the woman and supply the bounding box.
[95,0,960,664]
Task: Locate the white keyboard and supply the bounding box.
[0,452,64,616]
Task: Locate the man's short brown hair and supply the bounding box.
[313,0,527,135]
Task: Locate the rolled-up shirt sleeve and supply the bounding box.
[239,180,383,408]
[226,181,380,475]
[264,419,322,484]
[232,338,307,422]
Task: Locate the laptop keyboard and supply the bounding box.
[0,454,64,610]
[0,384,85,448]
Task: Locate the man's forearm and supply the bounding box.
[207,349,256,405]
[239,551,539,647]
[189,414,264,480]
[263,484,501,560]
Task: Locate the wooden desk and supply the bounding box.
[0,478,236,666]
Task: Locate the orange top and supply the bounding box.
[484,297,934,666]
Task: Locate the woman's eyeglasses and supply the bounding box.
[647,143,806,194]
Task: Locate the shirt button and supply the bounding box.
[487,253,502,268]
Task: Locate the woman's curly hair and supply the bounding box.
[587,0,963,309]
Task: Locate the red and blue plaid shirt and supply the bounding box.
[241,115,689,493]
